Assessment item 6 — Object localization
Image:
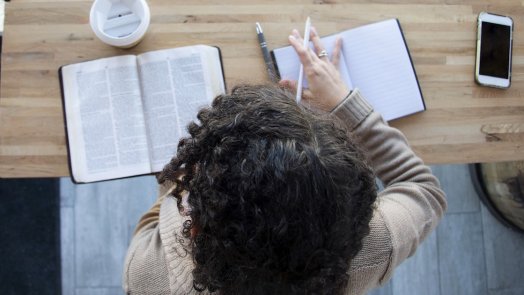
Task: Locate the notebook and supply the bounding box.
[272,19,425,121]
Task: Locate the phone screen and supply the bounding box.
[479,22,511,78]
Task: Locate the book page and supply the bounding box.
[137,45,225,172]
[272,36,353,90]
[340,19,424,121]
[61,56,151,183]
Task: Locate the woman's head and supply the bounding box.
[158,84,377,295]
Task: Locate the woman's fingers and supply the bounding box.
[292,29,300,37]
[300,89,315,103]
[288,34,313,68]
[279,79,298,91]
[310,27,328,60]
[292,28,324,65]
[286,26,349,111]
[279,80,315,105]
[332,36,342,67]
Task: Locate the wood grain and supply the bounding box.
[60,165,524,294]
[432,164,480,213]
[437,212,488,295]
[74,180,130,287]
[60,207,75,295]
[481,205,524,291]
[391,231,440,295]
[2,0,524,177]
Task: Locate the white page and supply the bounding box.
[340,19,424,121]
[272,36,353,90]
[137,45,226,172]
[61,56,151,183]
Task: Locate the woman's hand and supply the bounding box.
[280,27,350,112]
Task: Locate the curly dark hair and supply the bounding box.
[158,84,377,295]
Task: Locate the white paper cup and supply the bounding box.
[90,0,151,48]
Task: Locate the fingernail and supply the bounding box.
[289,35,296,40]
[311,26,317,35]
[292,29,300,38]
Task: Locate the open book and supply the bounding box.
[272,19,425,121]
[59,45,225,183]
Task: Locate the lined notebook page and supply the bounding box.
[340,19,424,121]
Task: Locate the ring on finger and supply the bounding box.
[317,50,328,58]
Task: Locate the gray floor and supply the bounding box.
[60,165,524,295]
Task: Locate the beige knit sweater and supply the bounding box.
[123,89,447,295]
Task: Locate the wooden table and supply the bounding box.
[1,0,523,178]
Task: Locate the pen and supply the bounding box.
[255,22,278,83]
[296,16,311,102]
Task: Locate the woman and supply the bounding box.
[123,27,447,295]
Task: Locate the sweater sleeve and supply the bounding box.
[332,89,447,284]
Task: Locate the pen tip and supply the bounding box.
[256,22,262,33]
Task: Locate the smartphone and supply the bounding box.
[475,12,513,88]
